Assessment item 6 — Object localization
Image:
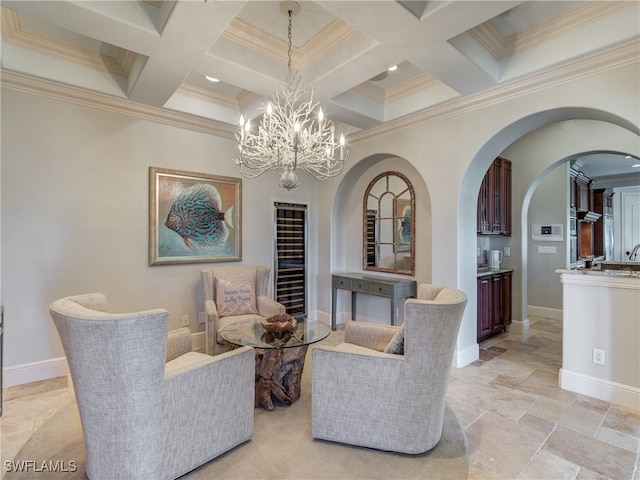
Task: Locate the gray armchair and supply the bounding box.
[311,284,467,454]
[49,293,254,480]
[201,265,285,354]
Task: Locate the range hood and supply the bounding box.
[577,211,602,223]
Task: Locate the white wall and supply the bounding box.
[526,164,567,310]
[502,120,640,321]
[0,89,318,374]
[2,51,639,385]
[324,62,639,367]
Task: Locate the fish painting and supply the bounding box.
[164,183,233,249]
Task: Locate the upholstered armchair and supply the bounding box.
[201,265,285,354]
[49,293,254,480]
[311,284,467,454]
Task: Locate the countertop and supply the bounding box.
[477,267,514,278]
[555,267,640,278]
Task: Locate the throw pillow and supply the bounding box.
[383,325,405,355]
[215,276,258,318]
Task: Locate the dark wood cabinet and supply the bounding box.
[593,188,614,258]
[575,175,592,212]
[477,276,492,340]
[477,156,512,236]
[477,270,512,342]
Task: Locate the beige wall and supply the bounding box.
[1,53,639,382]
[0,89,319,371]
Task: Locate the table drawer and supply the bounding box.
[351,280,370,293]
[333,277,351,289]
[370,283,392,296]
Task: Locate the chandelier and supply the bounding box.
[233,1,347,190]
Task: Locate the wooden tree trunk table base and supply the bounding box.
[225,341,310,411]
[253,345,308,410]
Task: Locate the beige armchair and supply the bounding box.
[311,284,467,454]
[49,293,254,480]
[201,265,285,354]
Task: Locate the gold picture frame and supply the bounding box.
[149,167,241,265]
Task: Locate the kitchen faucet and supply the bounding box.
[628,243,640,261]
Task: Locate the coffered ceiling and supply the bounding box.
[1,1,639,177]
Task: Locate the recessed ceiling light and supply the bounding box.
[632,163,640,168]
[205,75,220,82]
[387,65,398,72]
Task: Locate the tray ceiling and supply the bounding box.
[1,0,638,179]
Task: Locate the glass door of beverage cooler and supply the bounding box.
[274,203,307,317]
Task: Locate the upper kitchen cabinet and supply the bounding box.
[477,156,512,236]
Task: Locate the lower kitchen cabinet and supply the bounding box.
[477,270,512,342]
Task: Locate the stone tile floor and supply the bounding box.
[1,316,639,479]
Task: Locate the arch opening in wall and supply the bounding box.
[458,108,640,368]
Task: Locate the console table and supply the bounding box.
[331,274,417,330]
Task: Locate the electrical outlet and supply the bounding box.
[503,247,510,257]
[198,312,206,324]
[593,348,605,365]
[182,315,189,327]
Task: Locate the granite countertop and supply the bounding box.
[477,267,514,277]
[555,268,640,278]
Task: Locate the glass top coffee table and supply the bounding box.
[220,316,331,410]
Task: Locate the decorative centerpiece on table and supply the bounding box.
[261,313,296,333]
[261,313,297,344]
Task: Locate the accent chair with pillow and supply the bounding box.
[49,293,254,480]
[201,265,286,354]
[311,284,467,454]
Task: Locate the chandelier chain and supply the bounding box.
[233,2,348,190]
[287,10,293,72]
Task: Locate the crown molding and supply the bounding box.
[222,16,356,71]
[1,8,135,78]
[350,82,385,104]
[512,1,635,56]
[0,70,236,139]
[351,73,439,106]
[177,82,239,110]
[469,1,636,61]
[223,17,293,66]
[1,39,636,145]
[349,40,639,145]
[385,73,440,104]
[299,19,358,68]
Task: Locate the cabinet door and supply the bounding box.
[477,174,491,233]
[477,157,511,236]
[477,277,492,341]
[491,158,502,233]
[491,274,504,331]
[500,159,512,236]
[576,177,590,212]
[500,271,512,328]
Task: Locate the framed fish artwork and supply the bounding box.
[149,167,242,265]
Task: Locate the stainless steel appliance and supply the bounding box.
[489,250,503,269]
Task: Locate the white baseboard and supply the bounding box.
[4,332,209,388]
[527,305,562,321]
[560,368,640,412]
[455,342,479,368]
[509,318,530,335]
[3,357,69,388]
[192,331,205,352]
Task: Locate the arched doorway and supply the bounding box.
[458,111,640,367]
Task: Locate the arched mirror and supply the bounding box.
[363,171,415,275]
